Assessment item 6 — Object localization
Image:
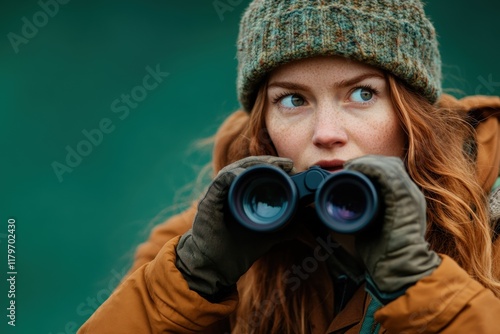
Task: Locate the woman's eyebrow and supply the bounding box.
[267,81,309,90]
[268,72,385,91]
[334,72,385,88]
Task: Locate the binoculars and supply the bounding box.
[228,165,380,233]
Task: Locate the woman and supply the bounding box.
[79,0,500,332]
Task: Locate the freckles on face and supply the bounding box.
[266,119,307,167]
[264,56,406,171]
[353,112,406,157]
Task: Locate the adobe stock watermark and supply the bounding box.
[213,0,243,21]
[49,266,129,334]
[475,74,500,95]
[7,0,71,54]
[230,234,341,330]
[51,64,169,183]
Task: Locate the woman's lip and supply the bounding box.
[312,160,345,171]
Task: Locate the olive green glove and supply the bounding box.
[176,156,297,301]
[344,155,441,304]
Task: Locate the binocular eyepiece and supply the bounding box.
[228,165,379,233]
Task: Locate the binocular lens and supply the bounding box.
[243,178,289,224]
[325,184,366,222]
[316,171,378,233]
[229,166,298,232]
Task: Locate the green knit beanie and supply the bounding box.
[237,0,442,112]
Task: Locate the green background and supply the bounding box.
[1,0,499,333]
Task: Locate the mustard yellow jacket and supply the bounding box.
[79,95,500,333]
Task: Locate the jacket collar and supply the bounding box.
[326,284,369,333]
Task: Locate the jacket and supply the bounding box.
[79,94,500,333]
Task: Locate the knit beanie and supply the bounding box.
[237,0,442,112]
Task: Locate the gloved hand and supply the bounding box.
[176,155,298,301]
[344,155,441,304]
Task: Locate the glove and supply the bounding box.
[344,155,441,304]
[176,155,298,301]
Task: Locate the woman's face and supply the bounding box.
[265,56,406,172]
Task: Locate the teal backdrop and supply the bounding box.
[1,1,499,333]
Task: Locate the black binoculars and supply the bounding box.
[228,165,380,233]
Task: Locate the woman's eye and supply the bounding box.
[280,94,304,108]
[350,87,374,102]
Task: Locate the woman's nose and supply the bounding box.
[311,107,348,148]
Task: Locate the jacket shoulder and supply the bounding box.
[375,255,500,333]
